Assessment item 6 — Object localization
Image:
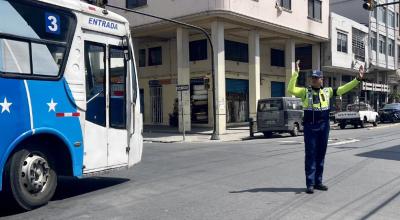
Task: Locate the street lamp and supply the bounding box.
[363,0,374,11]
[362,0,400,10]
[105,4,220,140]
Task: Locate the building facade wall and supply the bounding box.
[135,35,290,125]
[108,0,329,40]
[324,13,369,70]
[324,6,396,110]
[108,0,329,131]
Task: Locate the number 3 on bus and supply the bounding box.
[0,0,143,210]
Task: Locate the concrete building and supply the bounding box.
[389,3,400,102]
[330,0,399,110]
[107,0,329,134]
[322,12,369,110]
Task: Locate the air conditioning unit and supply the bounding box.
[275,1,283,12]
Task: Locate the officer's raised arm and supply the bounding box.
[288,60,306,98]
[336,65,365,96]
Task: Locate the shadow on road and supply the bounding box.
[357,145,400,161]
[242,133,299,141]
[230,187,305,194]
[0,194,26,217]
[53,176,129,200]
[0,176,129,217]
[359,190,400,220]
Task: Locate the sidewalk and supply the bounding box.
[143,121,383,143]
[143,125,254,143]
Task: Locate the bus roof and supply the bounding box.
[37,0,129,24]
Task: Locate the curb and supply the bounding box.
[367,123,400,130]
[144,136,248,144]
[144,139,182,144]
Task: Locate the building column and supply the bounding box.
[376,72,380,110]
[176,27,191,132]
[285,39,295,97]
[211,21,226,135]
[248,30,260,120]
[312,43,321,71]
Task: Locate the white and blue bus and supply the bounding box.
[0,0,143,210]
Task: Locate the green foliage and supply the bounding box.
[389,92,400,103]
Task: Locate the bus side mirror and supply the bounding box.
[122,36,131,61]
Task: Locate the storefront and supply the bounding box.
[190,78,209,124]
[361,82,390,111]
[149,80,164,124]
[226,79,249,123]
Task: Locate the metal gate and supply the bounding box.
[150,86,163,124]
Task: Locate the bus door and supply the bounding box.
[83,31,129,172]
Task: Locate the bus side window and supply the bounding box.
[109,46,127,129]
[0,39,31,74]
[85,42,106,127]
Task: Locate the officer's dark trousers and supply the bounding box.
[303,120,330,187]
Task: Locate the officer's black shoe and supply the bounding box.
[315,184,328,191]
[306,186,314,194]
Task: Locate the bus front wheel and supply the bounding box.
[5,147,57,210]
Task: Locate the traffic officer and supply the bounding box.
[288,60,365,194]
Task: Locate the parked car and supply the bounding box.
[335,102,379,129]
[329,106,339,123]
[379,103,400,123]
[255,97,303,137]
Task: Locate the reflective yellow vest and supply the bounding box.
[288,71,360,123]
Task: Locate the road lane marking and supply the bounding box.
[329,139,360,146]
[277,138,360,146]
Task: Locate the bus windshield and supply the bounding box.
[0,0,76,77]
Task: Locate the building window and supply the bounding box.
[148,47,162,66]
[225,40,249,63]
[271,49,285,67]
[378,7,386,23]
[337,32,348,53]
[373,1,378,18]
[379,35,386,54]
[126,0,147,9]
[295,46,312,70]
[388,10,395,27]
[278,0,291,10]
[308,0,322,21]
[138,49,146,67]
[297,71,307,87]
[396,12,399,27]
[189,39,208,61]
[370,31,377,51]
[342,75,352,83]
[398,45,400,61]
[388,38,395,57]
[352,28,365,61]
[271,81,286,97]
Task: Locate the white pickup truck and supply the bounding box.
[335,103,379,129]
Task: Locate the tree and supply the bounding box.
[389,92,400,103]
